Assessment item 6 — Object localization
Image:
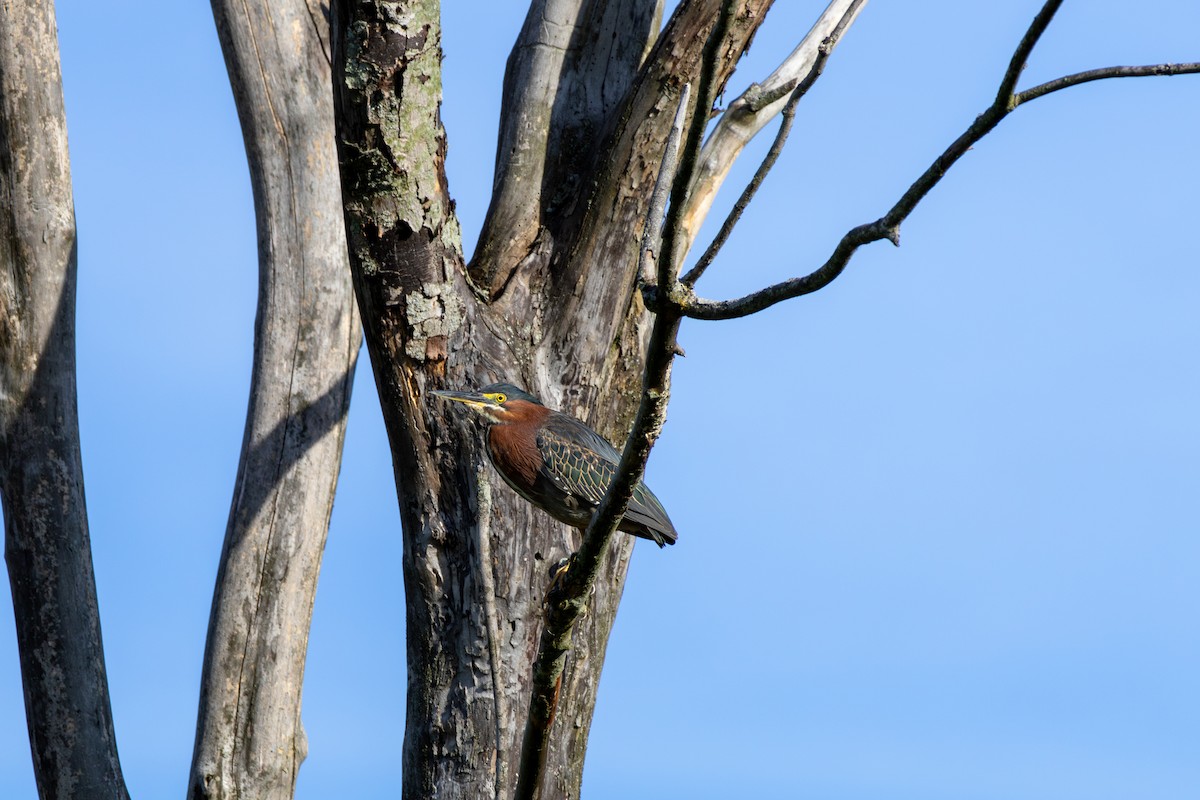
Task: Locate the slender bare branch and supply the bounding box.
[996,0,1065,105]
[512,311,683,800]
[657,0,738,289]
[675,0,867,261]
[678,5,1200,321]
[513,4,735,793]
[1016,61,1200,105]
[681,10,857,287]
[681,75,798,287]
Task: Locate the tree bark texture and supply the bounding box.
[330,1,770,797]
[0,2,131,798]
[471,0,663,296]
[189,2,361,799]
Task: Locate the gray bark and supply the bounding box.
[472,0,662,296]
[188,2,361,799]
[0,1,131,798]
[330,1,770,798]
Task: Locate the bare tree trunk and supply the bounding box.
[330,2,770,797]
[188,2,360,799]
[0,2,130,798]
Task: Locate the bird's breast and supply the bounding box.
[487,423,542,490]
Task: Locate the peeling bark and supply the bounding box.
[188,2,361,799]
[0,1,130,797]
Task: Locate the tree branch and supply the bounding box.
[679,2,1200,320]
[1015,61,1200,105]
[996,0,1064,105]
[640,83,691,285]
[190,3,360,797]
[512,6,737,795]
[0,2,130,796]
[513,313,684,800]
[681,5,859,287]
[674,0,867,262]
[656,0,737,287]
[470,0,661,297]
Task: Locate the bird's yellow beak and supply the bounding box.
[431,389,504,410]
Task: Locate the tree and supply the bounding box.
[2,0,1200,796]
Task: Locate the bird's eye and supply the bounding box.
[494,393,507,404]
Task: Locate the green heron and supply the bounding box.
[432,383,678,547]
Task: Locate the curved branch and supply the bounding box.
[656,1,737,287]
[190,2,360,798]
[514,313,683,800]
[680,4,1200,320]
[0,2,131,797]
[1016,61,1200,105]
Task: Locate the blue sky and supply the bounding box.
[1,1,1198,798]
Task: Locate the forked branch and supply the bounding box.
[682,2,860,287]
[679,0,1200,320]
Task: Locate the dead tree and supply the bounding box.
[326,0,1196,798]
[0,1,1195,799]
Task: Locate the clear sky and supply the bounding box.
[1,1,1197,798]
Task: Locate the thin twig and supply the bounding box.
[682,5,860,287]
[677,0,867,260]
[678,2,1200,320]
[658,0,738,290]
[686,52,825,284]
[1015,61,1200,105]
[681,76,802,287]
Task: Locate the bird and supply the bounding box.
[431,382,678,547]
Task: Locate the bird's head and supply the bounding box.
[431,382,544,424]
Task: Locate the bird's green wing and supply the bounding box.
[536,413,677,544]
[536,423,615,507]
